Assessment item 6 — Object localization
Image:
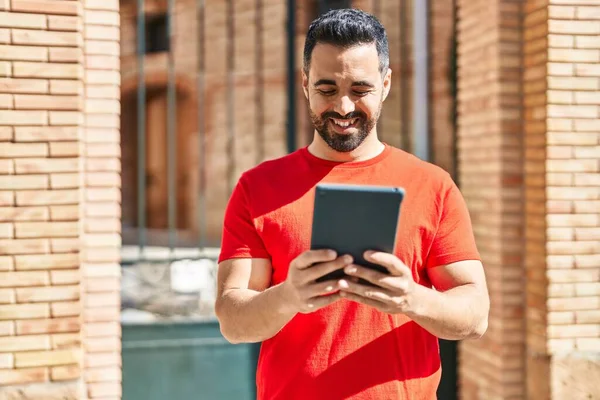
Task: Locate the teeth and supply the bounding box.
[332,118,357,127]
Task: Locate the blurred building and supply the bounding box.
[0,0,598,399]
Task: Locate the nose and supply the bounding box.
[333,95,355,117]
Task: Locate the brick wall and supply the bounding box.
[0,0,121,398]
[456,0,526,398]
[532,1,600,398]
[82,0,122,398]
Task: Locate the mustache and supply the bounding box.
[321,111,365,120]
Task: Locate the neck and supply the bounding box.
[307,131,385,162]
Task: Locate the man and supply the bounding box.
[215,8,489,400]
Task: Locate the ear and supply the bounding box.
[382,68,392,102]
[302,70,309,100]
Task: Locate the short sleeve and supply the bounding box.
[425,177,481,268]
[217,174,270,263]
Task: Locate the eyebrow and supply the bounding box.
[313,79,375,88]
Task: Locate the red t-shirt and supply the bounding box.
[218,143,480,400]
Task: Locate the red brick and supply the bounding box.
[85,26,119,41]
[0,320,13,335]
[15,349,81,368]
[0,159,12,174]
[11,29,82,47]
[549,5,575,19]
[50,269,79,285]
[88,382,121,398]
[85,292,119,308]
[85,352,120,368]
[0,45,48,62]
[48,47,83,63]
[84,11,120,27]
[83,306,119,323]
[0,288,14,303]
[84,322,120,338]
[86,144,120,158]
[0,11,46,28]
[15,158,80,174]
[15,253,79,270]
[0,255,13,271]
[11,0,82,16]
[85,173,120,188]
[0,175,48,190]
[0,206,49,222]
[0,367,49,385]
[0,334,50,351]
[16,317,80,335]
[13,62,83,79]
[85,366,121,383]
[549,20,600,35]
[85,0,119,11]
[50,205,80,221]
[0,126,12,141]
[83,277,119,293]
[0,191,13,206]
[86,158,120,172]
[85,55,119,70]
[85,218,120,233]
[86,85,119,99]
[49,111,84,126]
[0,352,13,368]
[0,238,49,254]
[17,285,80,303]
[47,15,82,32]
[16,189,79,206]
[51,300,80,317]
[0,270,49,287]
[50,173,80,189]
[85,99,120,114]
[0,303,49,320]
[52,332,80,349]
[50,79,83,95]
[85,40,119,56]
[51,237,80,253]
[14,126,80,142]
[51,365,80,381]
[0,142,48,158]
[49,142,82,157]
[576,6,600,19]
[0,110,47,125]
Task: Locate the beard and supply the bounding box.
[308,102,382,153]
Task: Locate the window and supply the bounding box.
[145,13,169,54]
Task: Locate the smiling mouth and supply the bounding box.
[330,118,359,128]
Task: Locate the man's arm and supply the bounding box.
[403,259,489,340]
[215,251,351,344]
[215,258,295,344]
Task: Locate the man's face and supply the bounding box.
[303,42,391,153]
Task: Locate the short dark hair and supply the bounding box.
[303,8,389,75]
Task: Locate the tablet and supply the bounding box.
[310,183,405,282]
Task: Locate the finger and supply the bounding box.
[303,279,342,298]
[338,279,394,301]
[304,292,341,311]
[343,265,393,288]
[339,291,388,310]
[295,249,338,270]
[301,255,353,283]
[364,251,410,276]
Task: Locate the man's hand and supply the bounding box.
[337,250,418,314]
[282,249,353,314]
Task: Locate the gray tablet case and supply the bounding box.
[310,183,405,282]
